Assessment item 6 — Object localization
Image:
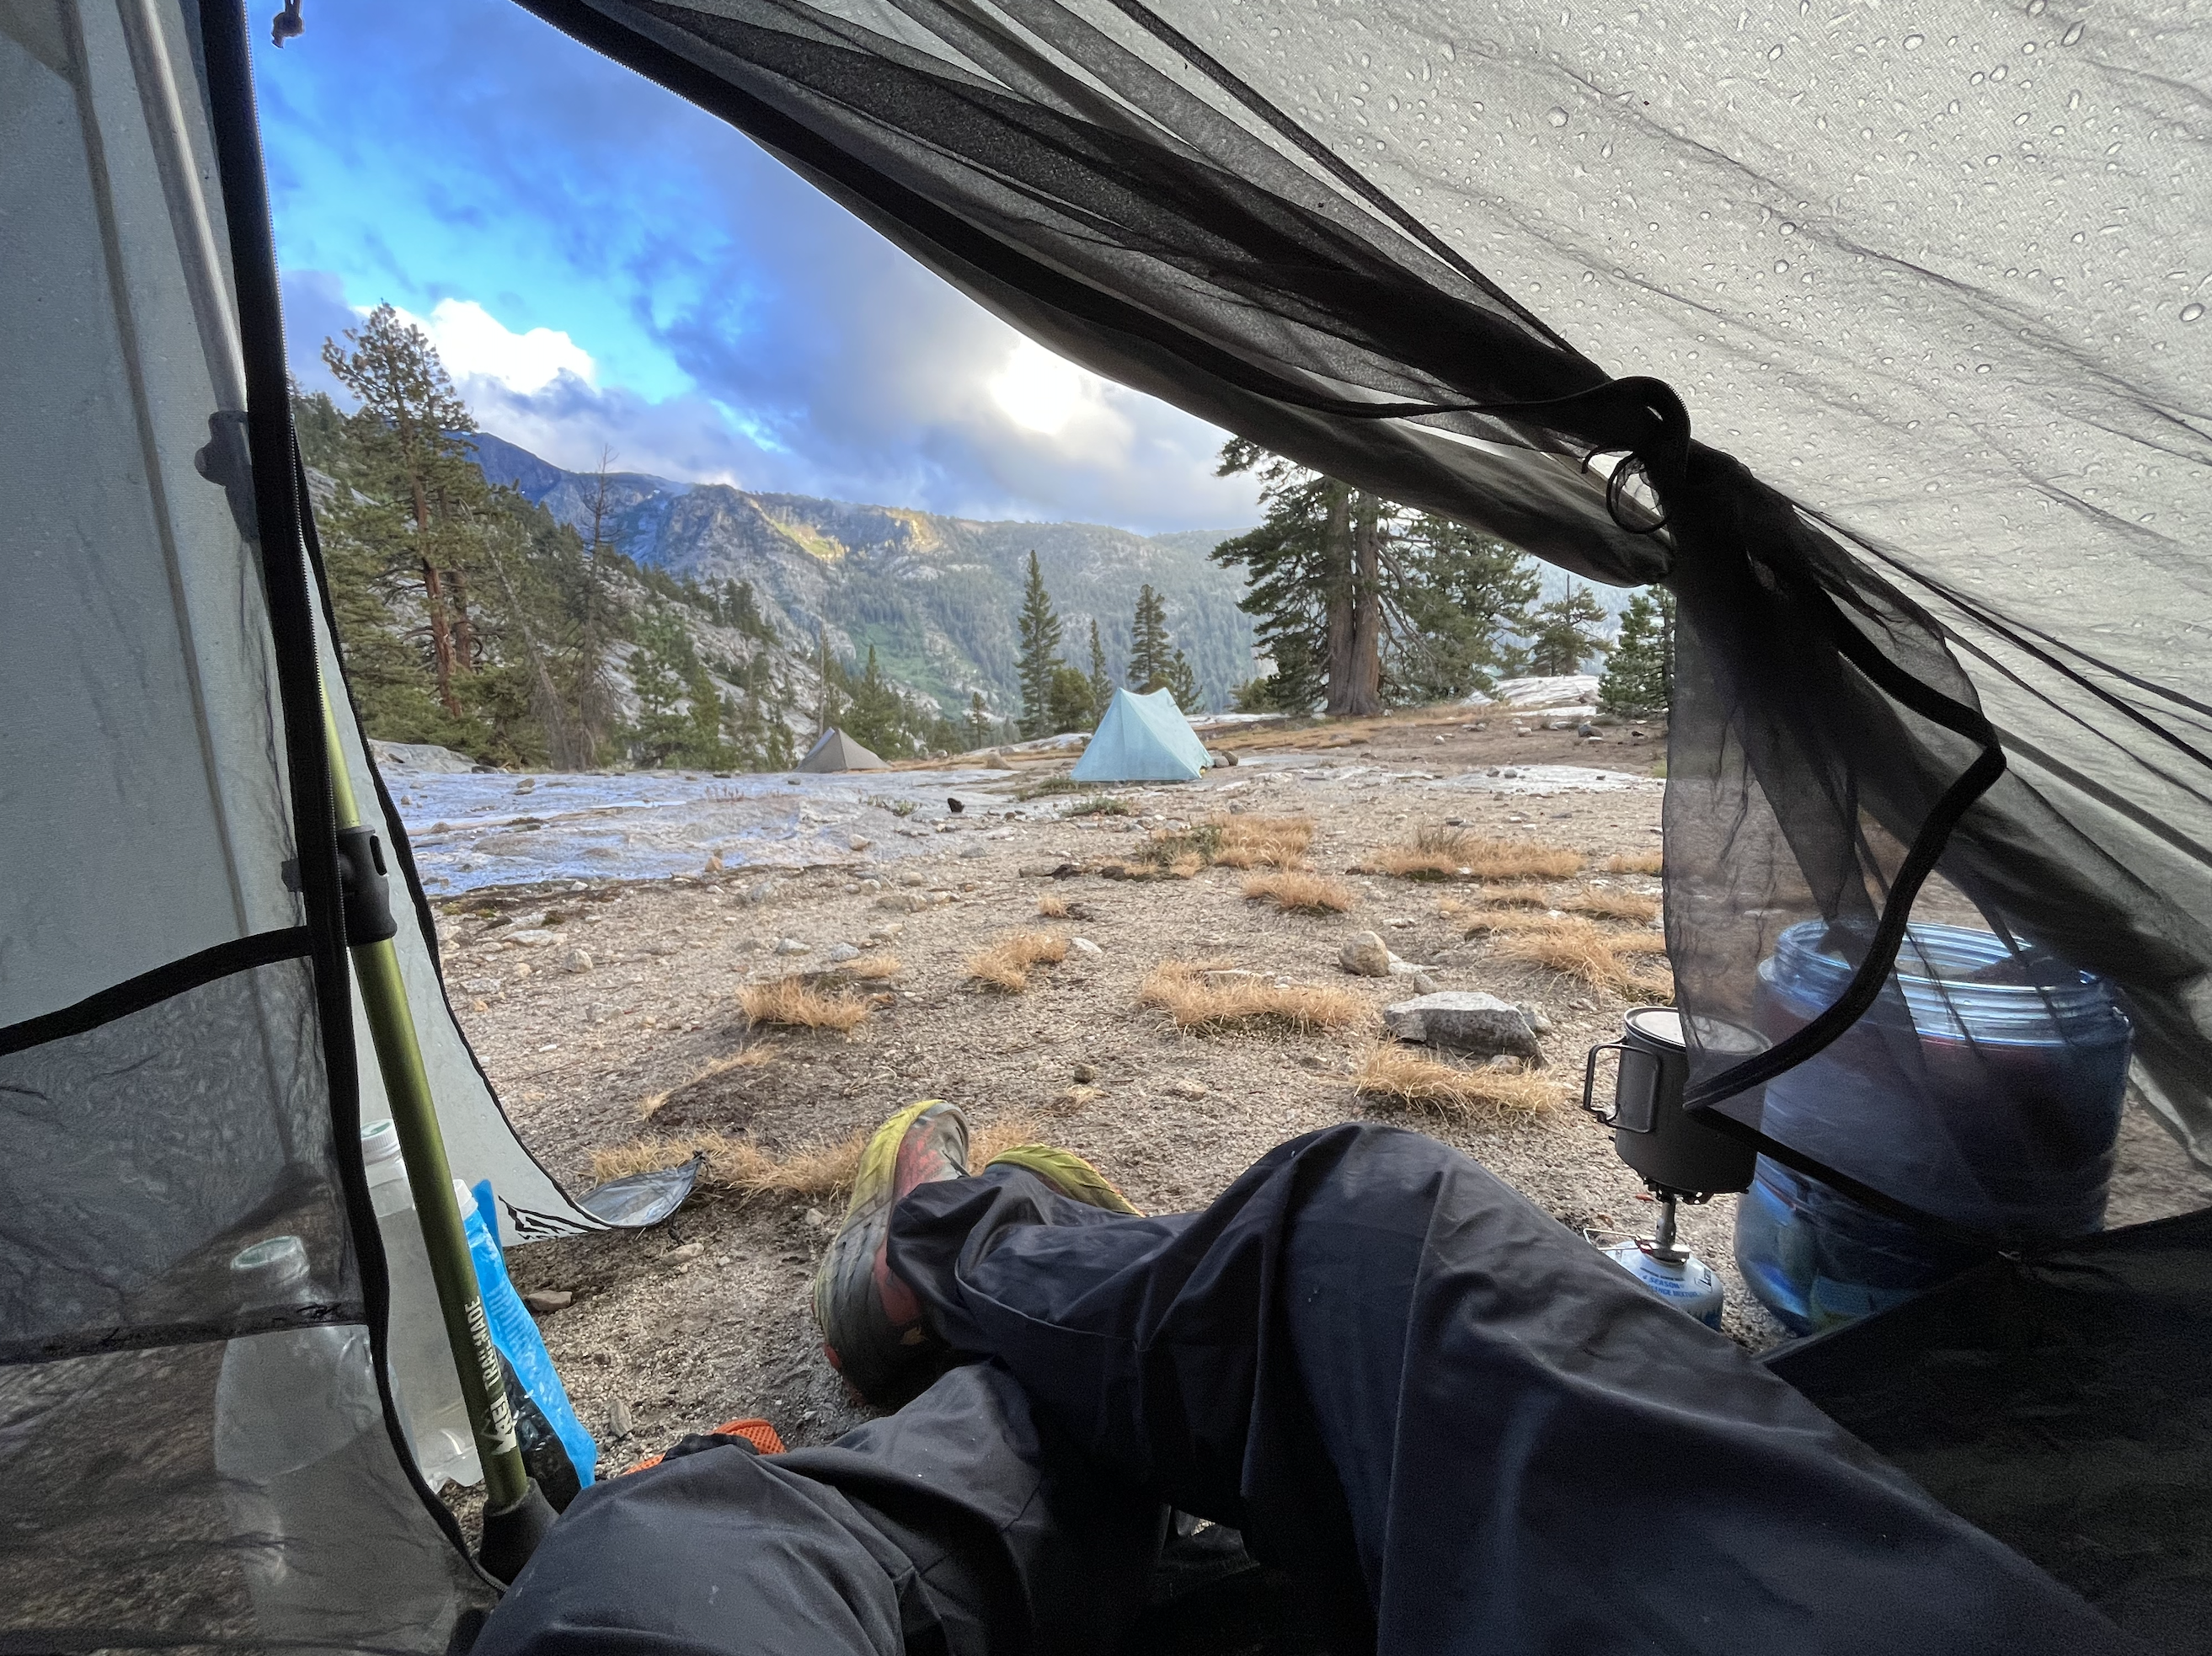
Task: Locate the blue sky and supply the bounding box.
[255,0,1257,531]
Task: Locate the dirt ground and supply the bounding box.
[433,711,2212,1477]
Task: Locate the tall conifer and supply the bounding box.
[1015,552,1064,739]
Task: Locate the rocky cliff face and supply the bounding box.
[466,432,1258,714]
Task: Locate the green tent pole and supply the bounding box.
[318,697,552,1574]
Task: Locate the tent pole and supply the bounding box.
[318,697,553,1574]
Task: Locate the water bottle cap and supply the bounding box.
[231,1234,308,1283]
[452,1178,478,1215]
[360,1119,404,1167]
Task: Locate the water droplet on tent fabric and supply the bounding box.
[1904,32,1924,47]
[2183,303,2206,323]
[1547,106,1569,126]
[1767,43,1785,59]
[2062,20,2084,44]
[2027,0,2046,13]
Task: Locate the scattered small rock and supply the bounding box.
[983,750,1016,771]
[505,928,558,948]
[1055,1084,1103,1110]
[521,1288,573,1313]
[665,1242,705,1265]
[878,892,931,911]
[742,878,786,905]
[512,963,533,980]
[1521,1005,1555,1035]
[1071,938,1103,956]
[608,1399,636,1437]
[560,948,594,975]
[460,977,501,996]
[1018,861,1065,879]
[1338,932,1396,977]
[774,938,810,955]
[898,870,929,888]
[1383,991,1546,1062]
[825,943,861,963]
[804,1207,829,1229]
[959,843,989,860]
[1071,1062,1099,1083]
[848,836,873,852]
[1165,1079,1208,1100]
[1384,917,1418,930]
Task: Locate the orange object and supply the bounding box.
[619,1415,785,1476]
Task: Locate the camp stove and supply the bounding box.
[1582,1008,1758,1331]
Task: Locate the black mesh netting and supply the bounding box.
[520,0,2212,1237]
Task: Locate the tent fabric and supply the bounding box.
[1768,1205,2212,1647]
[1071,687,1210,782]
[2,1,518,1645]
[797,725,890,771]
[517,0,2212,1212]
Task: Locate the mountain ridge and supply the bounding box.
[463,431,1259,715]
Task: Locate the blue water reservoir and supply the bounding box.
[1734,921,2131,1333]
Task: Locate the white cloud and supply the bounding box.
[387,298,596,395]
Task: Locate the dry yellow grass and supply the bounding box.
[738,975,873,1034]
[967,930,1071,992]
[1353,1044,1560,1121]
[638,1044,777,1119]
[1563,889,1662,924]
[838,954,903,981]
[1493,921,1674,1000]
[1365,826,1584,883]
[968,1114,1045,1167]
[1460,911,1583,937]
[1211,815,1317,870]
[1103,814,1313,879]
[1242,871,1357,915]
[1606,850,1665,876]
[1139,959,1370,1034]
[1035,894,1071,917]
[590,1110,1047,1203]
[588,1129,868,1202]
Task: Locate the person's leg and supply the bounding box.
[473,1360,1163,1656]
[889,1122,2127,1655]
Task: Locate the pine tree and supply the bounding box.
[1210,441,1385,716]
[1599,587,1675,716]
[1128,585,1171,692]
[1528,581,1613,677]
[1162,648,1200,712]
[964,692,994,749]
[1086,618,1112,710]
[1015,551,1065,740]
[320,304,487,719]
[1047,665,1098,733]
[1389,518,1540,701]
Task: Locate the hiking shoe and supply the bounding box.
[813,1100,970,1405]
[984,1143,1145,1215]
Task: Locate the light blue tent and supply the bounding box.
[1070,688,1210,783]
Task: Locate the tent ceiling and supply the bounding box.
[516,0,2212,1169]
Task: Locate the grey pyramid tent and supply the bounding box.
[1071,688,1210,783]
[8,0,2211,1648]
[797,726,889,772]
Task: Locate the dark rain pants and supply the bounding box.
[475,1123,2129,1655]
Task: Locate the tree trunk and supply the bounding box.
[408,471,462,718]
[1324,486,1383,717]
[1321,483,1358,715]
[418,558,462,718]
[448,568,477,674]
[1344,492,1384,717]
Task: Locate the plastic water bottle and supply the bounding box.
[362,1119,481,1489]
[212,1237,410,1645]
[1734,921,2132,1332]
